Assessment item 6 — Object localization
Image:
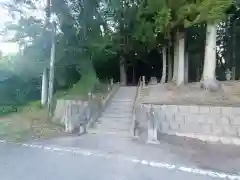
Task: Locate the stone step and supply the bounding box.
[96,124,130,131]
[99,121,131,127]
[96,118,131,125]
[109,102,134,107]
[91,86,137,134]
[98,116,132,123]
[101,113,132,118]
[104,108,132,114]
[106,106,133,112]
[111,99,134,102]
[89,129,130,137]
[110,104,134,107]
[109,102,133,106]
[110,100,133,103]
[99,118,132,125]
[109,105,134,109]
[105,105,133,110]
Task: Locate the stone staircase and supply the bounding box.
[139,86,150,102]
[90,86,137,136]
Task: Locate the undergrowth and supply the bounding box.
[55,73,108,100]
[0,73,112,141]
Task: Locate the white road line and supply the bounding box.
[1,140,240,179]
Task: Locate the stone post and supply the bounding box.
[87,91,92,124]
[142,76,146,87]
[88,92,92,101]
[110,78,114,87]
[79,116,87,134]
[147,106,160,144]
[64,100,74,133]
[41,68,48,106]
[225,69,232,81]
[197,68,200,81]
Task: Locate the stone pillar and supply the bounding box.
[142,76,146,87]
[79,117,87,135]
[176,32,185,86]
[64,100,74,133]
[147,106,160,144]
[197,68,200,81]
[110,78,114,86]
[225,69,232,81]
[41,68,48,106]
[120,57,127,86]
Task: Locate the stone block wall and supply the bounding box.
[140,104,240,145]
[52,85,119,134]
[53,99,101,133]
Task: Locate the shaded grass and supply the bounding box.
[0,99,42,117]
[55,74,109,101]
[0,73,111,142]
[0,103,65,142]
[0,105,19,116]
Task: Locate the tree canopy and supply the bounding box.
[0,0,239,106]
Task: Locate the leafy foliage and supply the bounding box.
[196,0,233,24]
[0,0,239,115]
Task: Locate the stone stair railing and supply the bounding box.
[131,76,144,137]
[53,80,119,134]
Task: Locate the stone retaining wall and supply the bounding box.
[53,99,100,133]
[52,85,119,134]
[140,104,240,145]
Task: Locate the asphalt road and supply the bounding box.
[1,87,240,180]
[0,141,229,180]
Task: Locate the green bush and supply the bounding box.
[55,72,99,100]
[27,100,42,109]
[0,105,18,116]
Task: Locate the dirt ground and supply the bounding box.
[157,134,240,175]
[139,81,240,174]
[135,129,240,174]
[141,80,240,106]
[0,108,66,142]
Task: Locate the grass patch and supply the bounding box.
[0,105,19,116]
[0,73,113,142]
[55,73,110,101]
[0,101,65,142]
[0,83,110,142]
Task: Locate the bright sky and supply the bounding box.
[0,0,46,55]
[0,0,19,54]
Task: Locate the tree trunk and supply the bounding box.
[176,32,185,86]
[41,0,50,106]
[167,45,172,82]
[48,22,56,117]
[232,20,236,80]
[41,68,48,106]
[132,67,136,85]
[120,56,127,85]
[202,23,218,91]
[161,46,167,84]
[232,66,236,80]
[184,52,189,83]
[172,33,179,83]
